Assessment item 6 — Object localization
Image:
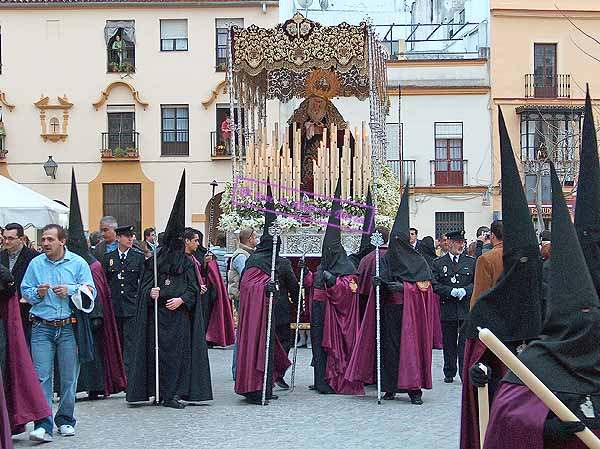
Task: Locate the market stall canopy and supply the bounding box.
[0,175,69,228]
[230,12,388,104]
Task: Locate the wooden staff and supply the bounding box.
[477,364,490,449]
[478,328,600,449]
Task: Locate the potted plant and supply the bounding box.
[109,62,119,73]
[113,147,127,158]
[215,144,226,156]
[0,149,7,160]
[126,147,137,158]
[101,148,113,158]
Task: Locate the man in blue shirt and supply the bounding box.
[21,224,96,443]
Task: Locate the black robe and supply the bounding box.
[126,257,212,403]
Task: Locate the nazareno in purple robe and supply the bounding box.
[0,370,12,449]
[235,267,291,395]
[204,260,235,347]
[0,293,50,434]
[345,281,435,393]
[484,382,600,449]
[316,274,362,395]
[460,338,508,449]
[431,291,443,350]
[357,249,386,321]
[90,260,127,395]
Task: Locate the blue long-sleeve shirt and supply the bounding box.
[21,248,96,320]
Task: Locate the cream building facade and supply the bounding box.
[0,0,278,242]
[490,0,600,227]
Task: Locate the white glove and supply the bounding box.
[457,288,467,300]
[450,288,459,298]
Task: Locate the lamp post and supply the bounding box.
[209,179,219,246]
[43,156,58,179]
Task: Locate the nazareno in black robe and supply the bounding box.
[126,253,212,403]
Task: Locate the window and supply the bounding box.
[161,105,189,156]
[106,107,136,151]
[434,122,464,186]
[106,21,135,73]
[525,174,552,205]
[533,44,557,97]
[519,109,581,163]
[213,104,245,157]
[103,183,141,235]
[435,212,464,239]
[160,19,188,51]
[215,18,243,71]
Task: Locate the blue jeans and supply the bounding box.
[31,322,79,434]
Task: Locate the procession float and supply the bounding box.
[218,12,398,256]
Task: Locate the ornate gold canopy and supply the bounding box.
[231,12,387,105]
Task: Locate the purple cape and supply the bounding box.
[460,339,508,449]
[0,294,50,434]
[345,281,435,392]
[234,267,290,395]
[357,249,387,297]
[485,383,600,449]
[205,260,235,347]
[431,291,443,350]
[0,371,12,449]
[318,274,362,395]
[90,260,127,394]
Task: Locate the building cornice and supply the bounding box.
[388,86,489,96]
[491,8,600,18]
[386,58,487,68]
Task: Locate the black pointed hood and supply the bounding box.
[315,180,357,289]
[418,236,437,268]
[67,169,95,265]
[505,163,600,394]
[465,107,542,342]
[574,85,600,294]
[159,170,187,274]
[379,183,432,288]
[349,187,375,268]
[244,179,282,276]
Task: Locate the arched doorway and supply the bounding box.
[204,191,223,246]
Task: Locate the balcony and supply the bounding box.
[430,159,469,187]
[107,46,136,74]
[210,131,246,159]
[387,159,416,187]
[101,132,139,159]
[525,74,570,98]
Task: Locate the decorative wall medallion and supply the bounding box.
[34,95,73,142]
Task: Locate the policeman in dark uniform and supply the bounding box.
[102,225,145,378]
[431,229,475,383]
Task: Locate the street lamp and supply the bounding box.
[43,155,58,179]
[209,179,219,246]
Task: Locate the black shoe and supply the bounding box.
[275,378,290,390]
[245,397,266,405]
[444,377,454,383]
[408,391,423,405]
[383,392,395,400]
[163,399,185,409]
[267,394,279,400]
[88,391,101,401]
[308,384,316,390]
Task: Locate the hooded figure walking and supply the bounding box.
[460,108,543,449]
[126,171,212,409]
[234,182,297,405]
[310,180,362,395]
[345,184,436,404]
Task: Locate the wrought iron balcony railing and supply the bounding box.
[387,159,416,187]
[101,131,139,158]
[430,159,469,187]
[525,74,571,98]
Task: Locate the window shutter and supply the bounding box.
[161,19,187,39]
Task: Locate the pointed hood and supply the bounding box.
[418,236,437,268]
[379,183,432,288]
[159,170,188,274]
[349,187,376,268]
[574,85,600,294]
[67,169,95,265]
[465,107,542,342]
[505,163,600,394]
[244,179,282,276]
[315,180,357,289]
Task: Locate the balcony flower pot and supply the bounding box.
[101,149,113,158]
[0,149,7,160]
[215,145,226,156]
[126,148,138,158]
[113,147,127,158]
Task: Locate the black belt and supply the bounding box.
[30,315,76,327]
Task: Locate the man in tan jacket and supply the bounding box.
[470,220,503,309]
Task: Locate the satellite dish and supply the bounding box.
[297,0,313,9]
[319,0,329,10]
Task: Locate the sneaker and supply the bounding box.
[29,427,53,443]
[58,424,75,436]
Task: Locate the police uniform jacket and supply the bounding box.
[432,253,475,321]
[102,247,145,317]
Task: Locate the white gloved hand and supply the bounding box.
[457,288,467,300]
[450,288,459,298]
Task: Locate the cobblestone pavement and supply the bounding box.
[13,347,462,449]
